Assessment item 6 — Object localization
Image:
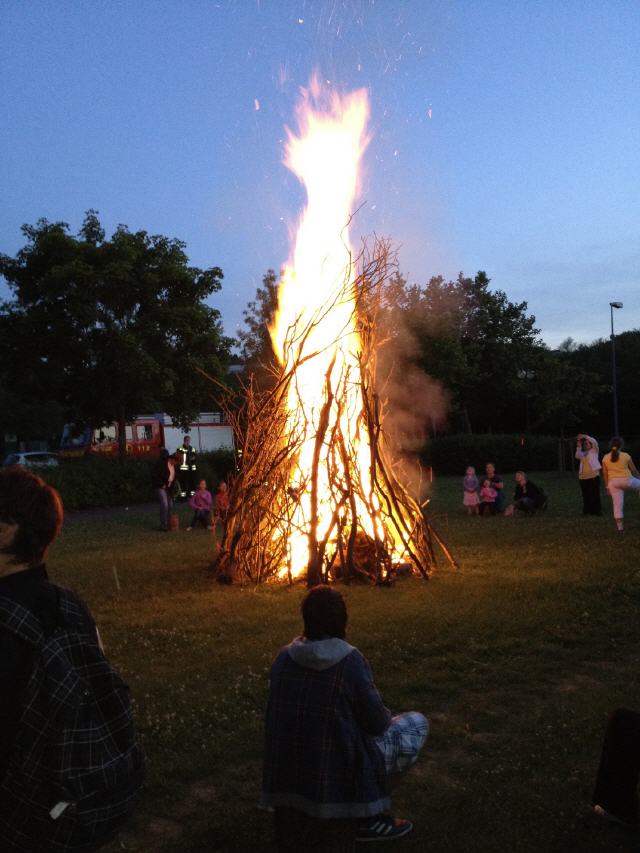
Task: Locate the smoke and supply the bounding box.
[373,281,451,502]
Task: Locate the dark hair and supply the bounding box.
[0,466,63,567]
[610,436,623,463]
[302,585,348,640]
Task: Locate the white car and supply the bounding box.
[3,451,59,468]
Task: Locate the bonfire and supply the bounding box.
[213,78,456,585]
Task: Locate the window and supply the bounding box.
[94,425,117,444]
[138,424,153,440]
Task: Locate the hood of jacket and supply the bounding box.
[287,636,355,671]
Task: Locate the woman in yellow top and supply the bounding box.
[601,437,640,532]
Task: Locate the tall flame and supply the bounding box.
[269,78,406,579]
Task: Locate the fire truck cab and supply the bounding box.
[60,413,233,458]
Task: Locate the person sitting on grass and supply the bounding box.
[261,585,428,843]
[187,479,213,531]
[504,471,546,516]
[212,481,230,531]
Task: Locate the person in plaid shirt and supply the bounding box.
[261,585,428,842]
[0,466,68,780]
[0,466,143,851]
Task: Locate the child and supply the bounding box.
[479,478,497,516]
[214,481,229,519]
[187,479,213,530]
[463,466,480,515]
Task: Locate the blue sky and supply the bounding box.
[1,0,638,347]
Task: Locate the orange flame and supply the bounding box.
[270,77,404,579]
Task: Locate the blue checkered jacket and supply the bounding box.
[0,581,144,852]
[261,637,392,819]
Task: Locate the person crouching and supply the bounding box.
[187,479,213,531]
[261,585,428,843]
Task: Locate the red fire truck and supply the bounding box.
[59,413,234,459]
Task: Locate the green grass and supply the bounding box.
[48,473,640,852]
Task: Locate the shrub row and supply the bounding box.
[420,434,560,476]
[38,438,636,509]
[39,449,237,511]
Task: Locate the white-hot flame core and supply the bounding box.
[270,78,403,578]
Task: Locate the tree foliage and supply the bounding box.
[562,329,640,437]
[0,211,232,454]
[236,268,280,387]
[379,271,601,435]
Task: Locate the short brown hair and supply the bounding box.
[302,585,348,640]
[0,466,63,567]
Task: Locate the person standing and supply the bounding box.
[462,466,480,515]
[575,433,602,516]
[601,437,640,532]
[151,449,175,531]
[177,435,197,498]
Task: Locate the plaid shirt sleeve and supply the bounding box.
[350,651,392,737]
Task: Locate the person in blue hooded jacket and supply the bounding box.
[261,585,428,843]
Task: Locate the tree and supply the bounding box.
[378,270,602,435]
[563,330,640,437]
[236,269,280,387]
[524,348,603,436]
[381,271,542,433]
[0,211,232,456]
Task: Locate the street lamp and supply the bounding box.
[609,301,623,436]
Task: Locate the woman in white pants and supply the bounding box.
[602,437,640,532]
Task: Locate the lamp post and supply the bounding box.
[609,301,623,436]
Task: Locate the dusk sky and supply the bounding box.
[1,0,638,348]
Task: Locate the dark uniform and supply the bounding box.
[177,438,197,497]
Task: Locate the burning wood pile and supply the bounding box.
[212,78,456,585]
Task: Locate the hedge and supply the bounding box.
[420,434,560,476]
[37,438,637,509]
[38,449,237,511]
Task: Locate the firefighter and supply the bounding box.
[177,435,197,498]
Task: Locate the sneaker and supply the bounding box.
[186,526,192,531]
[593,804,637,826]
[356,815,413,842]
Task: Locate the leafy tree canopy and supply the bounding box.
[236,268,280,388]
[562,329,640,438]
[380,270,600,435]
[0,211,232,453]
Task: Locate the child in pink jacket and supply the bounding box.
[187,479,213,530]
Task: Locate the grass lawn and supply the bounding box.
[48,471,640,853]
